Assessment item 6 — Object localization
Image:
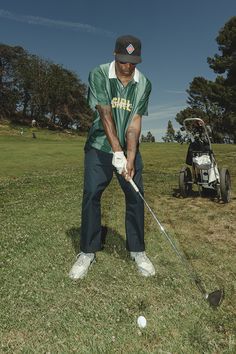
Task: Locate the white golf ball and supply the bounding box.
[137,315,147,328]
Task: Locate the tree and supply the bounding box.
[174,130,186,144]
[176,106,208,126]
[175,17,236,143]
[162,120,175,142]
[207,16,236,141]
[46,64,91,130]
[176,77,227,141]
[0,43,93,131]
[0,44,26,118]
[141,131,155,142]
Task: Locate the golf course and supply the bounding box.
[1,124,236,353]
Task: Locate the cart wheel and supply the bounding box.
[220,168,231,203]
[179,167,192,197]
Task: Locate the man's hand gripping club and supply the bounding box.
[112,151,135,181]
[112,151,127,175]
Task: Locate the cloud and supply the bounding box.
[141,127,166,140]
[147,103,186,122]
[0,9,115,37]
[142,103,186,141]
[163,89,186,94]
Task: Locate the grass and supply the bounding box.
[0,126,236,353]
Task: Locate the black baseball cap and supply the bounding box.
[114,35,142,64]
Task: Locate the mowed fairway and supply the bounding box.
[0,128,236,353]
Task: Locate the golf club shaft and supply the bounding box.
[129,179,207,297]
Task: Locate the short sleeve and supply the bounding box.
[136,80,152,116]
[87,67,110,110]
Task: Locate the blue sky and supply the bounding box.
[0,0,235,140]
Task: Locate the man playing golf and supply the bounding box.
[69,34,155,279]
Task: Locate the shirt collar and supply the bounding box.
[108,61,140,82]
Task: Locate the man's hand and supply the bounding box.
[123,159,135,181]
[112,151,127,174]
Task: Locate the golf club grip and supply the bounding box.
[129,179,139,192]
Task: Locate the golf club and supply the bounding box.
[129,178,224,307]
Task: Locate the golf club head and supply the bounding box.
[206,289,224,307]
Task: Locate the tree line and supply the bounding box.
[0,44,93,131]
[162,16,236,143]
[141,131,155,142]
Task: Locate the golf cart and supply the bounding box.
[179,118,231,203]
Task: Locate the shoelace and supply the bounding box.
[135,252,148,262]
[75,253,92,265]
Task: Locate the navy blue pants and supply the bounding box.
[80,147,145,253]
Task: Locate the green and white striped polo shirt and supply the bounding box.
[86,61,152,153]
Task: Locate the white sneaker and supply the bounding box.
[69,252,95,280]
[130,252,155,277]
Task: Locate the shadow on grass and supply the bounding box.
[172,187,200,198]
[172,187,226,203]
[66,225,127,259]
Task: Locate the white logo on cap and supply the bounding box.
[126,44,135,54]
